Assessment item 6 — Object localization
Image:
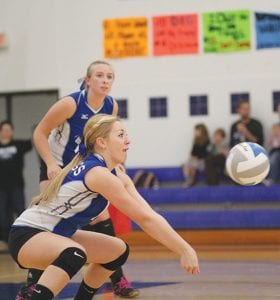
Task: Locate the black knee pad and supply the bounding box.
[51,247,87,279]
[101,243,129,271]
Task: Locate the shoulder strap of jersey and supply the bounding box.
[67,90,86,107]
[106,95,114,105]
[77,90,87,106]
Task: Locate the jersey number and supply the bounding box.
[72,162,86,176]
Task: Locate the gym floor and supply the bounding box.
[1,244,280,300]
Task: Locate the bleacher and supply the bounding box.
[126,166,186,184]
[126,167,280,232]
[126,166,228,185]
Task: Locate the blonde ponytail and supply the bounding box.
[31,154,84,206]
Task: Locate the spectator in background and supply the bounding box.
[264,123,280,186]
[0,120,32,244]
[230,100,264,147]
[183,123,210,186]
[205,128,229,185]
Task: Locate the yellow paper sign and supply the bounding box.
[103,17,148,58]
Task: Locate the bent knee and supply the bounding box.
[101,242,129,271]
[51,246,87,279]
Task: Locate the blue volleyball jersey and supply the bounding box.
[13,154,109,237]
[48,90,114,166]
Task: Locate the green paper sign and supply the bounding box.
[203,10,251,53]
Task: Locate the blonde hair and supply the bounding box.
[31,114,119,205]
[86,60,114,77]
[79,60,114,90]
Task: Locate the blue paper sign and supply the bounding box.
[255,12,280,49]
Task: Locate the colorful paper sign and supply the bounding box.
[255,12,280,49]
[203,10,251,53]
[103,17,148,58]
[153,14,199,56]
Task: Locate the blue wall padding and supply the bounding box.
[138,185,280,205]
[132,208,280,230]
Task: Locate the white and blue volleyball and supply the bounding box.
[226,142,270,185]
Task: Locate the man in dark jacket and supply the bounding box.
[230,100,264,147]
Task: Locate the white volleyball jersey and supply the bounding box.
[13,154,110,237]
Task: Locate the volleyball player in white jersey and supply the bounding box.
[9,114,199,300]
[17,61,138,299]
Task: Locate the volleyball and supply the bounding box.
[226,142,270,185]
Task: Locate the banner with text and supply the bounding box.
[203,10,251,53]
[103,17,148,58]
[153,14,199,56]
[255,12,280,49]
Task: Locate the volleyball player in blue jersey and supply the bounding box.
[17,61,138,299]
[9,114,199,300]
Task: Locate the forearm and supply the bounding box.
[137,212,191,256]
[124,181,151,209]
[125,181,192,255]
[33,129,56,166]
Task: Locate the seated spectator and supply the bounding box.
[205,128,229,185]
[183,123,209,186]
[264,123,280,186]
[132,170,159,189]
[230,99,264,147]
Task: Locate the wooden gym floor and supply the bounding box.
[1,230,280,299]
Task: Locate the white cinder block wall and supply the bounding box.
[0,0,279,167]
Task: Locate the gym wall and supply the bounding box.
[0,0,279,167]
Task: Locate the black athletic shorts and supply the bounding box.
[39,159,63,182]
[8,226,45,268]
[39,159,48,182]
